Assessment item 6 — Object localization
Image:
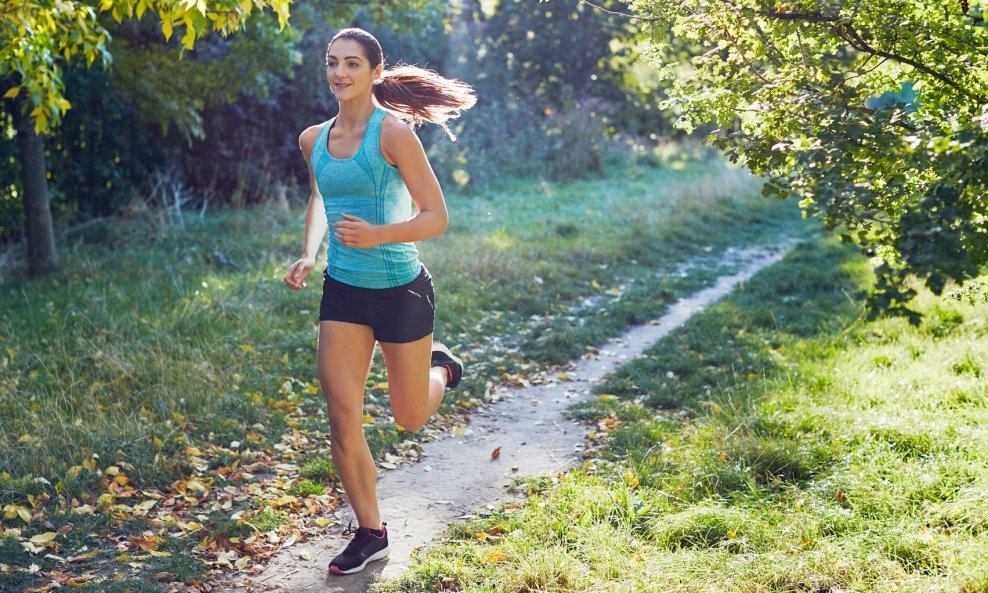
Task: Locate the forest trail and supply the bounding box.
[219,241,793,593]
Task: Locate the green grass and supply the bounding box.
[0,152,803,589]
[381,234,988,593]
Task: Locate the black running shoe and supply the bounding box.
[328,522,390,575]
[431,342,464,389]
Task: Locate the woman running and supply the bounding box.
[283,27,476,575]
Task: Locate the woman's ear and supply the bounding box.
[373,63,384,80]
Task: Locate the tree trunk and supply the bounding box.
[12,101,58,275]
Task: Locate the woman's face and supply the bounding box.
[325,39,382,101]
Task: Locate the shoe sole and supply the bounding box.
[328,546,390,575]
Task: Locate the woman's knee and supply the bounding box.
[392,407,429,432]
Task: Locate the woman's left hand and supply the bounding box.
[335,213,380,248]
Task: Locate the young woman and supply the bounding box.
[282,28,476,575]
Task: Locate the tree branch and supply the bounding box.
[756,10,840,23]
[833,23,985,103]
[577,0,669,24]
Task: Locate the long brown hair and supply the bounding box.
[327,28,476,140]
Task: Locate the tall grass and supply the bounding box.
[0,153,804,590]
[0,154,799,493]
[383,234,988,593]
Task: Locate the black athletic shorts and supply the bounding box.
[319,265,435,343]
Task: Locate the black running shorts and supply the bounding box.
[319,265,435,343]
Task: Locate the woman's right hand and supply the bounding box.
[284,257,315,290]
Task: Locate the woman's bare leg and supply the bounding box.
[317,320,380,528]
[378,334,447,431]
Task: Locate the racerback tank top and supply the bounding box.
[311,108,421,289]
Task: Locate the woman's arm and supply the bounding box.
[284,125,328,290]
[333,115,448,248]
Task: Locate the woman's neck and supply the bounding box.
[334,99,377,131]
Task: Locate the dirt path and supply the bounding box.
[218,242,792,593]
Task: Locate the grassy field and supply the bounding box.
[0,150,804,591]
[383,234,988,593]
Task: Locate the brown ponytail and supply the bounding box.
[373,66,476,140]
[328,28,476,140]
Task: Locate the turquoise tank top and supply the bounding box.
[311,108,421,289]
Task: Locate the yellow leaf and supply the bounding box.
[148,550,171,557]
[484,551,510,563]
[172,412,186,424]
[162,18,173,40]
[591,279,604,290]
[105,466,120,476]
[99,0,113,10]
[190,480,210,494]
[557,371,572,381]
[235,555,250,569]
[2,87,19,99]
[182,20,196,50]
[362,414,374,425]
[30,532,57,545]
[196,0,207,16]
[314,518,331,527]
[17,434,31,443]
[69,549,99,562]
[4,505,31,523]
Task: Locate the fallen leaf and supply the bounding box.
[30,532,58,545]
[484,551,510,563]
[491,447,501,460]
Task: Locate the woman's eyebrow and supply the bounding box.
[327,55,364,61]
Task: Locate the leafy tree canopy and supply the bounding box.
[633,0,988,319]
[0,0,291,134]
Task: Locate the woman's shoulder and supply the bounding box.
[379,113,420,151]
[298,121,330,160]
[379,112,413,136]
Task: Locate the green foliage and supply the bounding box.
[633,0,988,318]
[0,0,292,133]
[422,0,654,186]
[108,13,301,142]
[286,478,324,497]
[246,507,289,533]
[299,453,337,483]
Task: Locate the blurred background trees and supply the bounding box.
[2,0,986,315]
[1,0,657,266]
